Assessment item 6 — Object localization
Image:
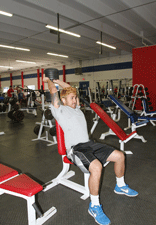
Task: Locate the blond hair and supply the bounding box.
[60,87,77,99]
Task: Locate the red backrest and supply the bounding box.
[90,103,128,141]
[55,121,73,164]
[56,120,66,155]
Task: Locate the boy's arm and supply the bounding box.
[53,79,71,88]
[44,77,61,109]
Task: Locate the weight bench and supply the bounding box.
[0,163,57,225]
[101,99,121,122]
[43,121,90,200]
[140,98,156,126]
[89,102,137,154]
[109,95,150,142]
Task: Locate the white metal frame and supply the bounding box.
[43,154,109,200]
[32,113,57,146]
[43,155,90,200]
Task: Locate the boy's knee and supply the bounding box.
[89,159,102,174]
[118,151,125,162]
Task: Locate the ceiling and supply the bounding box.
[0,0,156,74]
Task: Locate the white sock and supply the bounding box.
[90,194,100,207]
[116,176,126,187]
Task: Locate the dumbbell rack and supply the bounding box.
[32,113,57,146]
[32,93,57,146]
[129,84,147,111]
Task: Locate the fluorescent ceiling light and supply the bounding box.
[0,44,30,51]
[46,25,81,38]
[16,60,36,64]
[96,41,116,50]
[47,52,68,58]
[0,10,13,17]
[0,66,13,69]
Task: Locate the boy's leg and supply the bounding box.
[107,150,138,197]
[88,159,111,225]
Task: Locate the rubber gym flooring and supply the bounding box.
[0,108,156,225]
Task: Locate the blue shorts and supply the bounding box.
[71,140,115,173]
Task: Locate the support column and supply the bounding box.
[63,65,66,82]
[41,68,44,90]
[0,75,1,90]
[37,69,40,90]
[21,71,24,88]
[10,73,13,86]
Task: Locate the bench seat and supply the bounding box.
[0,174,43,197]
[0,164,18,183]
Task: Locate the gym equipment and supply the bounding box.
[44,68,59,81]
[49,126,56,136]
[8,110,24,122]
[2,105,7,112]
[129,84,147,111]
[34,124,45,135]
[12,103,19,111]
[101,99,121,122]
[44,108,53,120]
[0,96,8,114]
[44,120,90,199]
[16,85,37,117]
[109,94,156,130]
[0,163,57,225]
[140,98,156,125]
[32,109,57,146]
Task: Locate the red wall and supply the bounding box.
[133,45,156,111]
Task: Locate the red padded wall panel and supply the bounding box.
[133,45,156,111]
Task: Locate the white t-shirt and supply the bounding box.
[50,104,89,153]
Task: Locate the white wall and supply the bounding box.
[1,54,132,92]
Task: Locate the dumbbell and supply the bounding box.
[49,126,56,136]
[147,97,150,101]
[149,106,153,111]
[44,68,59,81]
[138,92,143,96]
[34,125,45,135]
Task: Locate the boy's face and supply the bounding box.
[62,92,77,109]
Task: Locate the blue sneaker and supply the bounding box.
[88,203,111,225]
[114,184,138,197]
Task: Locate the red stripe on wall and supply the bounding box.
[10,73,13,86]
[37,69,40,90]
[21,71,24,88]
[63,65,66,82]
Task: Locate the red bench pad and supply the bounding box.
[0,174,43,197]
[0,164,18,182]
[90,103,132,141]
